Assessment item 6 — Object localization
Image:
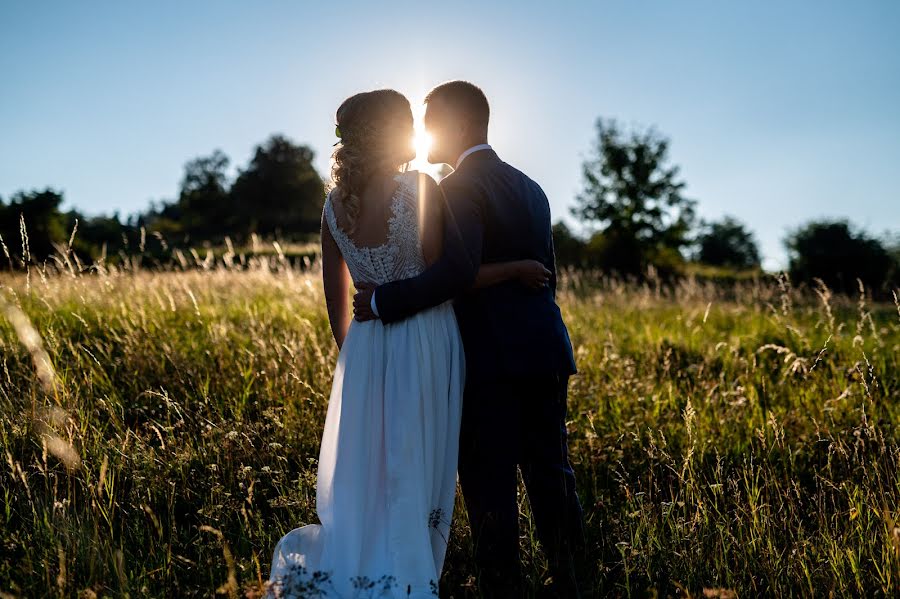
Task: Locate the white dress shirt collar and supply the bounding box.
[454,144,493,170]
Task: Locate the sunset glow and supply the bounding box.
[410,101,440,178]
[412,129,432,170]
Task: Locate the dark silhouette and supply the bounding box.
[230,135,325,238]
[785,220,896,293]
[551,222,587,268]
[142,134,325,243]
[0,134,326,269]
[171,149,233,240]
[64,210,139,261]
[0,189,68,264]
[572,118,696,275]
[369,147,585,598]
[696,216,761,269]
[3,124,897,295]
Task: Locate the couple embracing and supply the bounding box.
[269,81,585,598]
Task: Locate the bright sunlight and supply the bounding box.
[411,128,433,171]
[410,101,440,178]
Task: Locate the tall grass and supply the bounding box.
[0,255,898,597]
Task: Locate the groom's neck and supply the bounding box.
[453,137,488,158]
[464,135,488,149]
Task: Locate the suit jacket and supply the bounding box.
[374,149,577,384]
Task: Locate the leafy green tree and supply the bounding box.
[785,220,895,292]
[177,149,233,240]
[572,118,696,274]
[551,221,587,267]
[62,210,136,261]
[0,189,68,263]
[888,234,900,285]
[696,216,761,269]
[230,135,325,238]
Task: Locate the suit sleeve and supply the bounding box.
[373,178,483,324]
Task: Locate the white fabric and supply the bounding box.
[371,148,490,316]
[454,143,492,170]
[323,172,426,285]
[269,170,465,599]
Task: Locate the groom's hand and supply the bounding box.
[353,283,378,322]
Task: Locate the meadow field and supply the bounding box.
[1,257,898,597]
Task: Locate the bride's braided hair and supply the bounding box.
[331,89,414,234]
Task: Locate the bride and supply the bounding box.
[267,89,551,598]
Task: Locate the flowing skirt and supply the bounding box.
[269,302,464,598]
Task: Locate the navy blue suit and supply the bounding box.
[374,149,585,597]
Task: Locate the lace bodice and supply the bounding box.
[324,171,426,286]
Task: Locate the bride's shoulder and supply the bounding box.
[396,170,438,195]
[395,169,435,183]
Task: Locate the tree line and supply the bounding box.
[1,123,898,294]
[554,118,899,293]
[0,134,325,268]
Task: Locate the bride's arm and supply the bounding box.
[473,260,551,290]
[321,209,352,349]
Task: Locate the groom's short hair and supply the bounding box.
[425,80,489,130]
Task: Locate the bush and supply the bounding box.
[696,216,761,269]
[785,220,896,293]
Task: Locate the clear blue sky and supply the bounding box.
[2,1,898,268]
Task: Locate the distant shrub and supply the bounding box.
[696,216,761,269]
[785,220,897,294]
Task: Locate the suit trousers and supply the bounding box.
[457,373,585,597]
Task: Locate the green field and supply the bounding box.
[1,261,898,597]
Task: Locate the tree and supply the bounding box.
[696,216,761,269]
[177,149,233,240]
[785,220,895,293]
[888,234,900,285]
[63,210,134,260]
[230,134,325,238]
[572,118,696,274]
[551,221,587,267]
[0,189,68,262]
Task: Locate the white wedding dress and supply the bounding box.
[268,171,465,598]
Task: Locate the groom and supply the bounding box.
[353,80,585,597]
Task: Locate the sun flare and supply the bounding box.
[410,126,432,173]
[409,101,440,178]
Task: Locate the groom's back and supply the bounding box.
[442,150,576,384]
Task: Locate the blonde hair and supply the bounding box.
[331,89,414,233]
